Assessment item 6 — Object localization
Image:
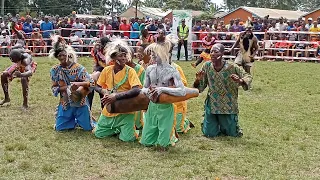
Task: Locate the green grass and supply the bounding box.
[0,57,320,179]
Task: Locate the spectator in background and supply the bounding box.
[147,19,158,33]
[305,18,313,30]
[31,28,45,54]
[276,17,288,31]
[293,39,307,62]
[23,17,33,38]
[226,19,234,31]
[177,19,189,61]
[37,16,43,25]
[99,19,112,38]
[194,20,201,31]
[309,21,320,41]
[13,18,23,34]
[83,31,93,53]
[40,16,53,45]
[90,19,99,37]
[69,31,83,52]
[130,17,140,46]
[72,18,85,38]
[298,21,309,41]
[230,18,244,32]
[111,17,120,36]
[0,30,10,56]
[253,18,263,40]
[199,25,207,41]
[60,18,72,38]
[119,18,131,38]
[138,29,154,46]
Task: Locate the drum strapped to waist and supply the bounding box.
[106,87,199,113]
[69,81,91,102]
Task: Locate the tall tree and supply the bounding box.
[162,0,211,11]
[4,0,26,15]
[101,0,127,15]
[143,0,163,8]
[223,0,303,11]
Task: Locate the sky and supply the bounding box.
[119,0,224,6]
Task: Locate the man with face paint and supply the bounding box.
[159,31,195,134]
[49,35,95,131]
[193,43,252,137]
[229,24,259,74]
[93,40,142,142]
[0,47,36,110]
[140,34,197,150]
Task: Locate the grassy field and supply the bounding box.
[0,57,320,180]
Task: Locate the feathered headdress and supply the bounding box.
[144,34,178,63]
[49,35,77,63]
[104,39,132,65]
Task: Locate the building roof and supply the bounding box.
[302,8,320,17]
[213,11,227,18]
[222,6,306,20]
[137,7,171,18]
[120,7,205,19]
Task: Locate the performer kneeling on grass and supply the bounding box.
[193,44,252,137]
[158,30,195,134]
[93,40,142,142]
[140,35,194,150]
[0,48,36,110]
[49,35,95,131]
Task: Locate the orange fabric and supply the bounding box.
[97,65,142,117]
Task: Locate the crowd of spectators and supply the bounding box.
[192,16,320,61]
[0,13,172,55]
[0,12,319,61]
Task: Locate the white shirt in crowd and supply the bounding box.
[275,23,288,31]
[0,34,10,44]
[72,22,85,38]
[268,27,279,32]
[305,24,320,29]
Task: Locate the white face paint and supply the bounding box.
[116,60,121,65]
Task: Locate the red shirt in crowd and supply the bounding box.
[119,23,131,37]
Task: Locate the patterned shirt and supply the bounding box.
[50,63,95,110]
[198,61,252,114]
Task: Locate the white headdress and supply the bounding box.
[144,34,178,63]
[49,35,77,63]
[104,39,132,64]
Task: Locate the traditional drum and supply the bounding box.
[106,87,199,113]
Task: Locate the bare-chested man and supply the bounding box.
[0,48,36,109]
[229,26,258,74]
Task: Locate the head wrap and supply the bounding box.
[49,35,77,63]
